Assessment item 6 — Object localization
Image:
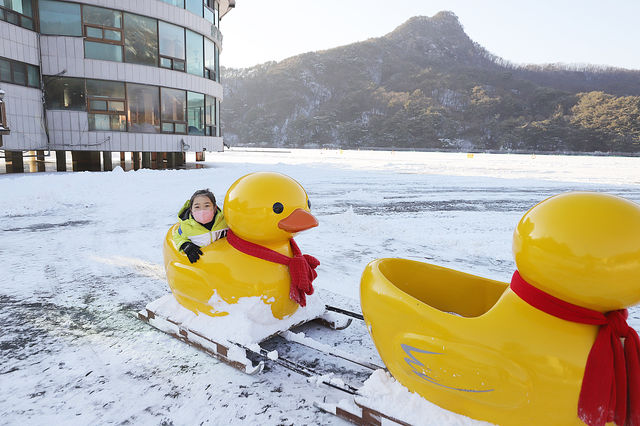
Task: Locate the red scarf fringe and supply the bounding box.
[226,229,319,307]
[511,271,640,426]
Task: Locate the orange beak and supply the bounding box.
[278,208,318,233]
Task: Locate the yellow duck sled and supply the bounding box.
[164,171,319,320]
[360,192,640,426]
[139,172,351,375]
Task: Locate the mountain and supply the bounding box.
[221,12,640,153]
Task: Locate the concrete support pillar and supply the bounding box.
[28,151,38,173]
[166,152,176,169]
[5,150,24,173]
[120,152,126,169]
[72,151,101,172]
[141,152,151,169]
[36,150,45,172]
[176,152,185,168]
[131,152,140,170]
[195,151,205,161]
[156,152,164,169]
[56,151,67,172]
[103,151,112,171]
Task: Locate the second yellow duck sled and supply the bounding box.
[359,192,640,426]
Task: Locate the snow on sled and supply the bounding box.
[137,292,349,375]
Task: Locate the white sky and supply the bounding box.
[220,0,640,70]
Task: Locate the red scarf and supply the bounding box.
[511,271,640,426]
[226,229,319,307]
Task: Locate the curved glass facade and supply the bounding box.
[38,0,220,82]
[43,77,220,136]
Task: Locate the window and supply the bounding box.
[161,0,184,7]
[215,44,220,82]
[39,0,82,36]
[0,0,34,30]
[127,83,160,133]
[161,88,187,134]
[186,30,204,77]
[204,0,218,26]
[83,5,123,62]
[159,22,185,71]
[204,38,216,80]
[205,95,216,136]
[204,6,213,24]
[87,79,126,131]
[26,64,39,88]
[0,56,40,88]
[44,76,86,111]
[0,59,11,82]
[185,0,203,17]
[84,41,123,62]
[11,62,26,85]
[124,13,158,66]
[187,92,204,135]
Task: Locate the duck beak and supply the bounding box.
[278,208,318,233]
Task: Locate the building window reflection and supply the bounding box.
[185,0,203,17]
[186,30,204,77]
[160,0,184,8]
[127,83,160,133]
[204,38,215,81]
[123,13,158,66]
[205,94,216,136]
[158,21,185,71]
[87,79,127,131]
[161,87,187,134]
[187,92,204,135]
[83,5,124,62]
[38,0,82,36]
[43,76,86,110]
[0,57,40,88]
[0,0,35,30]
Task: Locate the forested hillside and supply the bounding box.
[221,12,640,153]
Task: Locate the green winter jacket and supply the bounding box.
[172,200,228,250]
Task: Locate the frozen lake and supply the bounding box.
[1,148,639,425]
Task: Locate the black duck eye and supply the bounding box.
[307,199,311,209]
[272,202,284,214]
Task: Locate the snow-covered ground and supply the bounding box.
[1,148,639,425]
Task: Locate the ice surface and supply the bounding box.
[1,148,639,425]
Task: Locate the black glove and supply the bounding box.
[181,242,202,263]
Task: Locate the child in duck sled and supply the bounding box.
[172,189,228,263]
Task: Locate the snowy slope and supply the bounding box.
[1,149,639,425]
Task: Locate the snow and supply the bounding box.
[351,370,493,425]
[145,292,325,345]
[1,147,640,425]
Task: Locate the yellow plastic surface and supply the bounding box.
[513,192,640,311]
[361,192,640,425]
[164,172,317,319]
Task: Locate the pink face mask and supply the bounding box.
[192,209,215,224]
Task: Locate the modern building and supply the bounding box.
[0,0,235,172]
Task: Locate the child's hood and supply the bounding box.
[178,200,191,221]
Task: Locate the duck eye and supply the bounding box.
[307,199,311,209]
[272,202,284,214]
